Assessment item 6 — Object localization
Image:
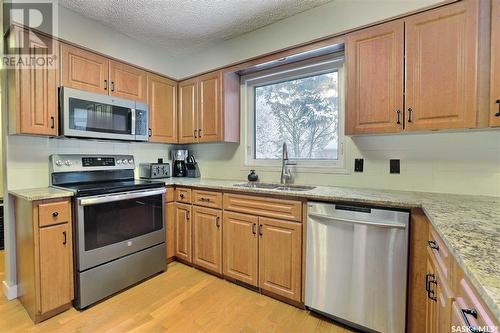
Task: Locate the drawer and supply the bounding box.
[175,188,192,204]
[427,227,450,280]
[165,187,175,203]
[192,190,222,209]
[454,274,497,329]
[38,200,70,227]
[223,193,302,222]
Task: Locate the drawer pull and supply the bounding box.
[52,212,59,217]
[200,197,210,202]
[179,193,185,199]
[461,308,483,333]
[428,240,439,251]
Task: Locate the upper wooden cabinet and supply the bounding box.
[346,20,404,134]
[61,43,147,102]
[61,43,109,94]
[405,0,479,131]
[346,0,482,134]
[148,74,178,143]
[178,79,198,144]
[178,70,240,144]
[109,60,147,102]
[7,27,59,136]
[491,0,500,127]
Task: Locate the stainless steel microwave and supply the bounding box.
[60,87,149,142]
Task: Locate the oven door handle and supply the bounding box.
[78,188,166,206]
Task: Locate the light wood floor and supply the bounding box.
[0,262,354,333]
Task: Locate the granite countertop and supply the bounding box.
[166,178,500,322]
[9,187,74,201]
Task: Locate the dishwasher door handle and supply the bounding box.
[308,212,406,229]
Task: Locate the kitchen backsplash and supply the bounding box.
[6,136,173,190]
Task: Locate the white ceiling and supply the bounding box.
[58,0,332,56]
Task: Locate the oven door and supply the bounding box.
[61,87,137,141]
[76,188,165,271]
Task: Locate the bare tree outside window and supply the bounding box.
[254,71,339,160]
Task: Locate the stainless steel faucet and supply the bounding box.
[280,142,296,185]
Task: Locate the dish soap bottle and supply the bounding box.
[248,170,258,182]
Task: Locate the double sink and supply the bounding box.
[233,182,316,192]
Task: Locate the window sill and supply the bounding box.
[241,163,349,175]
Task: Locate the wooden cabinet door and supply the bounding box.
[346,20,404,134]
[435,263,453,333]
[166,202,175,261]
[258,217,302,302]
[491,0,500,127]
[174,203,192,263]
[223,211,258,286]
[192,206,222,274]
[10,31,59,136]
[61,43,109,94]
[405,0,479,131]
[109,61,147,102]
[198,72,222,142]
[178,79,198,144]
[148,74,177,143]
[425,257,438,333]
[38,223,73,313]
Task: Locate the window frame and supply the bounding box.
[241,55,347,173]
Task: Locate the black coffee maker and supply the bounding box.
[172,149,188,177]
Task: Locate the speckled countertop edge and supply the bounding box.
[9,187,74,201]
[165,178,500,322]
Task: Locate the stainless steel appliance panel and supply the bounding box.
[75,188,166,271]
[305,202,409,333]
[60,87,148,141]
[76,243,166,309]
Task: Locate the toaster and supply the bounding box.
[139,163,170,179]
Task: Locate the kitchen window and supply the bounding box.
[242,55,345,172]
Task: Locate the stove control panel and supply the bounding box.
[50,154,135,173]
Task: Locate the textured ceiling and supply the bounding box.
[59,0,332,55]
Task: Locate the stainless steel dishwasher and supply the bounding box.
[305,202,410,333]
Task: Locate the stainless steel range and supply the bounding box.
[50,154,167,309]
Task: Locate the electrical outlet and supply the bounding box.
[390,159,400,174]
[354,158,364,172]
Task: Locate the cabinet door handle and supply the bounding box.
[104,79,108,91]
[428,240,439,251]
[194,129,198,138]
[461,308,483,333]
[426,274,437,301]
[407,107,413,123]
[258,224,263,237]
[198,129,202,138]
[111,81,115,92]
[186,211,190,220]
[396,110,401,125]
[62,231,67,245]
[495,99,500,117]
[252,223,256,235]
[148,128,152,137]
[52,211,59,217]
[216,216,220,228]
[50,116,55,129]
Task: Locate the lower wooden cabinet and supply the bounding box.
[15,197,73,323]
[222,211,259,286]
[192,206,222,274]
[258,217,302,302]
[174,203,192,263]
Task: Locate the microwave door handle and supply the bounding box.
[131,109,136,135]
[78,188,166,206]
